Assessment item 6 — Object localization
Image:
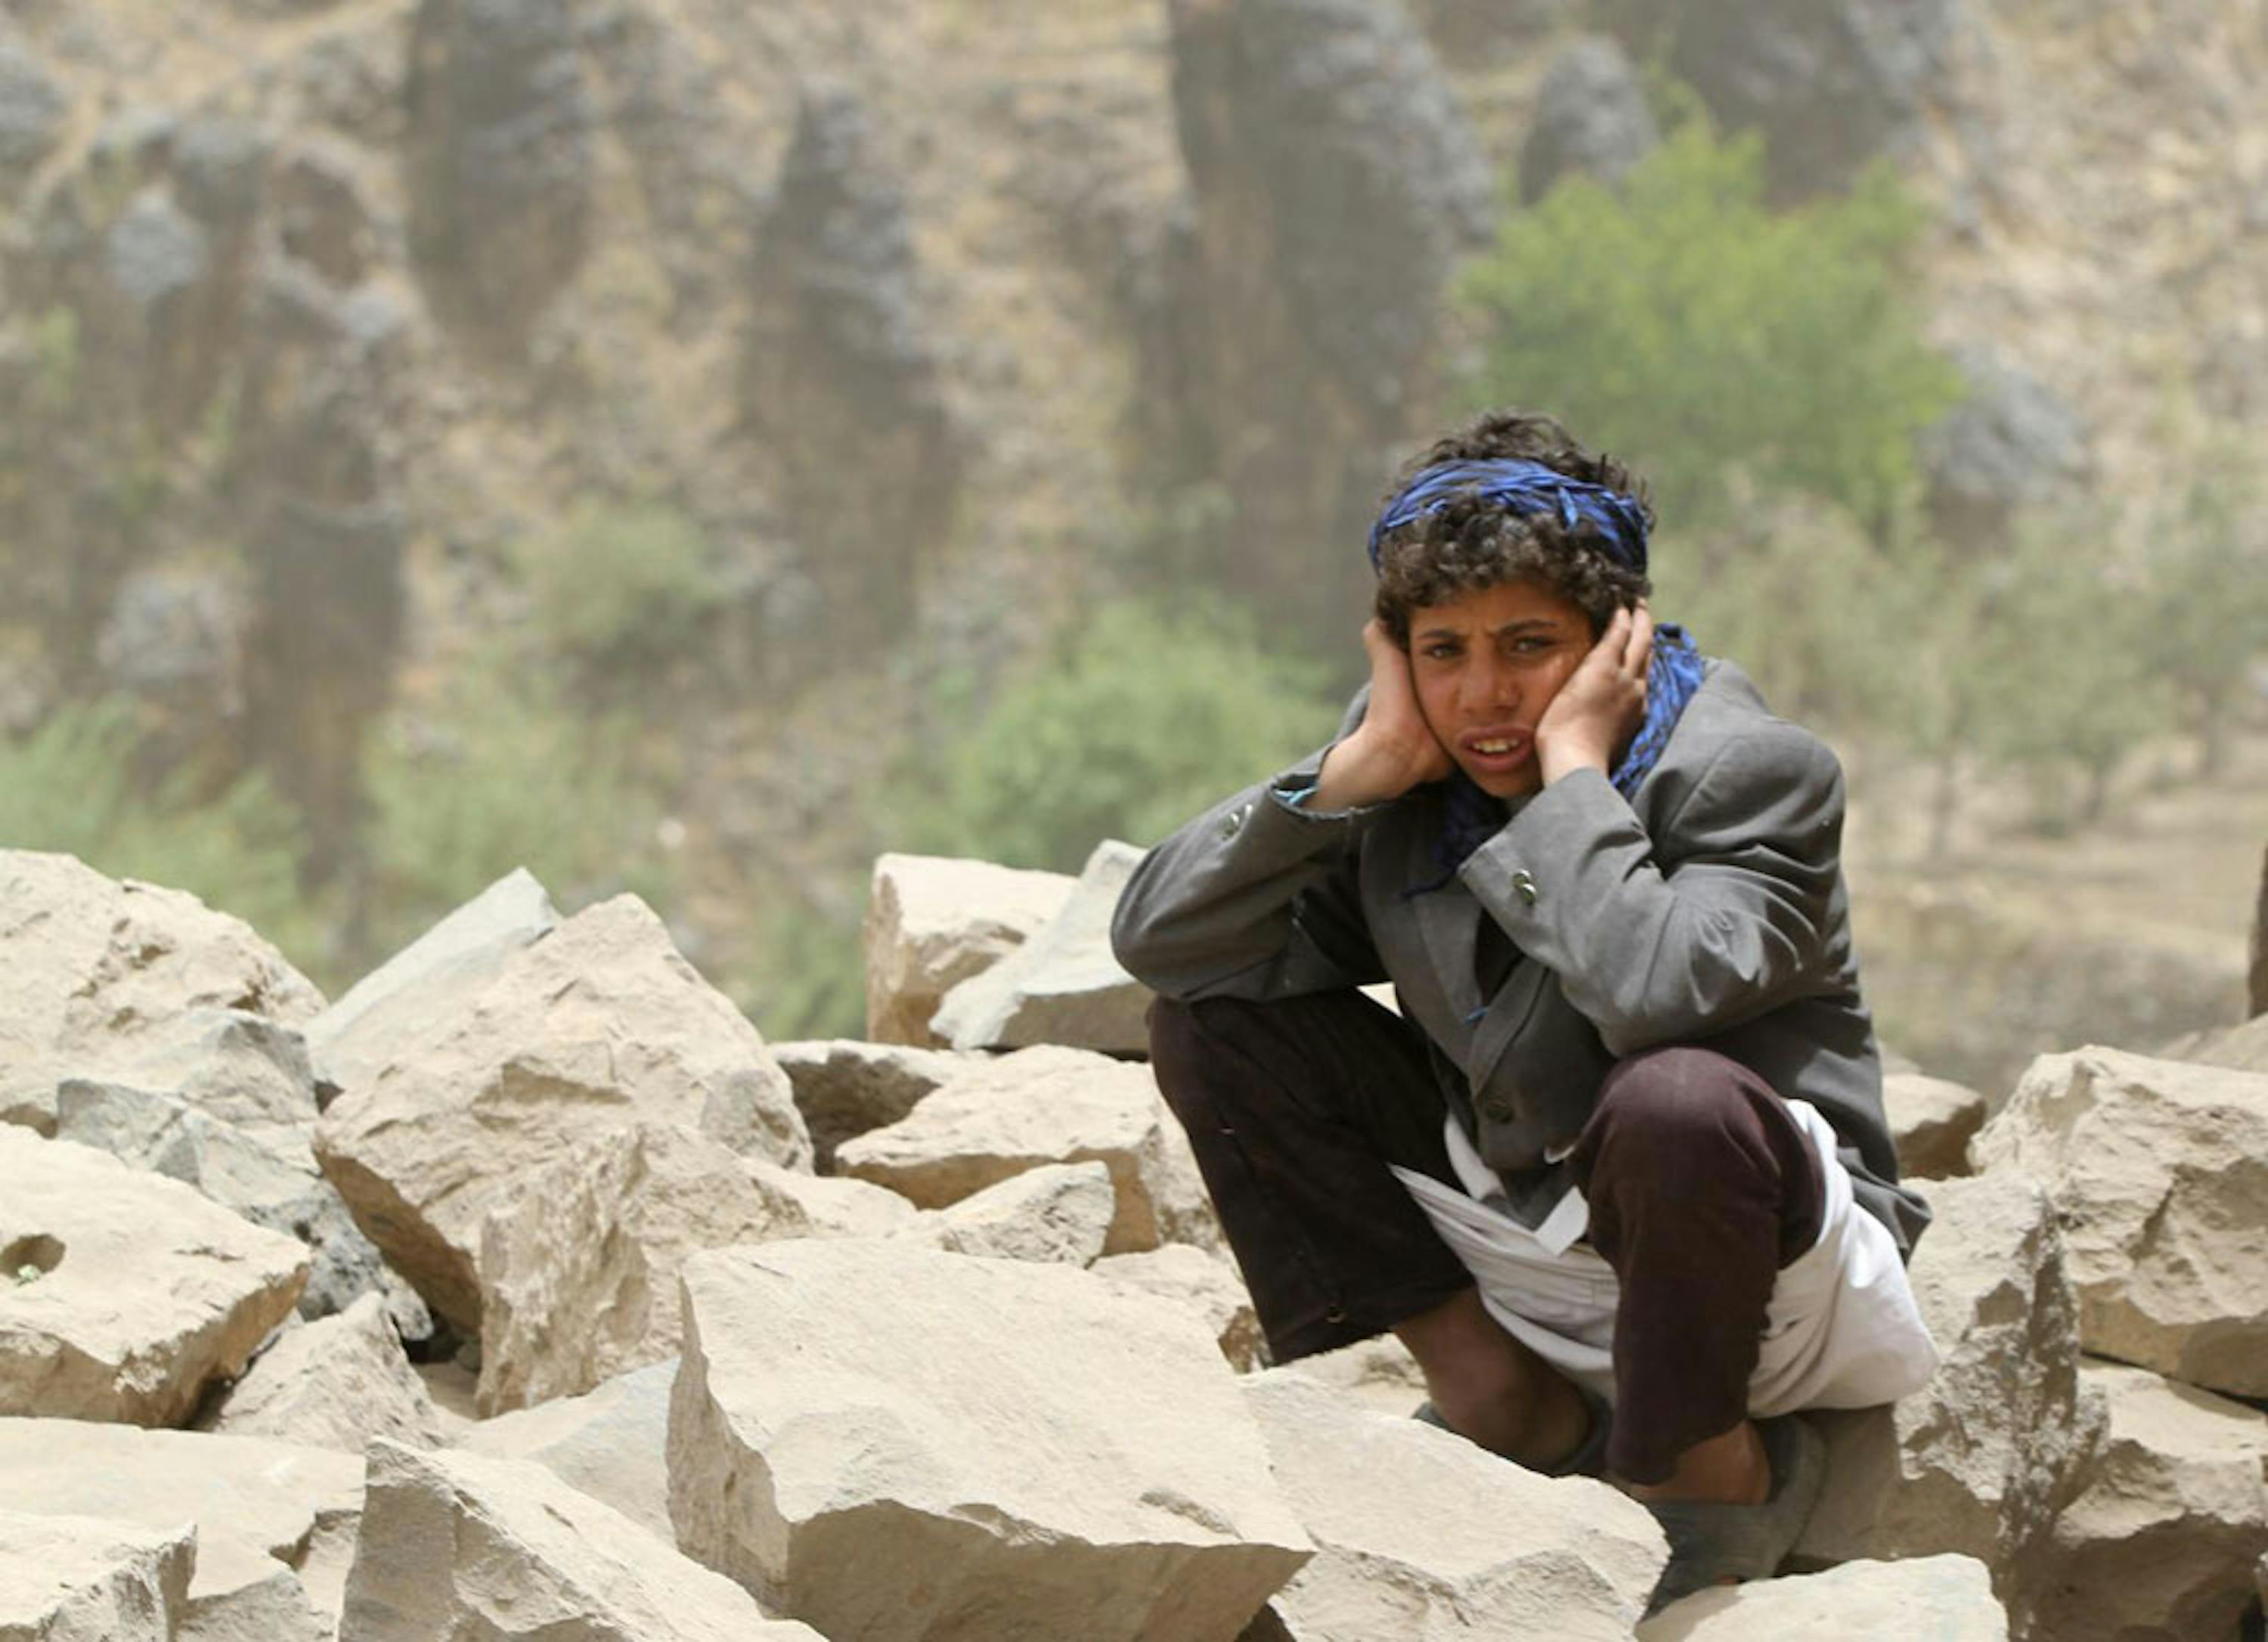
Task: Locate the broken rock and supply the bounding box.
[475,1119,815,1415]
[0,1418,362,1635]
[1637,1554,2005,1640]
[1093,1244,1266,1372]
[339,1439,823,1640]
[455,1359,679,1544]
[668,1239,1311,1640]
[304,867,557,1102]
[1242,1370,1663,1639]
[314,894,810,1334]
[862,853,1072,1046]
[894,1160,1117,1265]
[835,1045,1216,1255]
[1795,1173,2105,1634]
[743,1157,920,1238]
[931,839,1153,1053]
[770,1037,971,1170]
[1883,1071,1986,1180]
[1969,1046,2268,1397]
[2025,1360,2268,1642]
[0,1128,309,1426]
[0,850,323,1135]
[0,1507,194,1642]
[53,1067,420,1334]
[206,1293,444,1453]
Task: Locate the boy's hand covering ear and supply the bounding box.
[1312,619,1455,810]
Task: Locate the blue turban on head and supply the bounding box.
[1368,457,1655,575]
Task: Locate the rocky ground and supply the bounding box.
[4,842,2266,1638]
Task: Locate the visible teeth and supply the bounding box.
[1475,740,1514,754]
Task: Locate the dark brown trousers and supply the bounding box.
[1148,990,1825,1484]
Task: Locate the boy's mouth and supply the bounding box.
[1460,730,1532,771]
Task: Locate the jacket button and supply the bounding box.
[1511,869,1538,906]
[1219,803,1250,839]
[1483,1099,1515,1123]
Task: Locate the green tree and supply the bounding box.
[1458,124,1963,538]
[1961,517,2175,830]
[2141,455,2268,778]
[883,601,1344,874]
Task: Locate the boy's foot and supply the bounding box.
[1640,1414,1827,1616]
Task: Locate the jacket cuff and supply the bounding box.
[1265,743,1393,823]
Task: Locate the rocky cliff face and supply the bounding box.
[0,0,2258,1014]
[2,0,2254,677]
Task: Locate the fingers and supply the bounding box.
[1628,599,1655,681]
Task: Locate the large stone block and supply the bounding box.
[206,1293,444,1453]
[0,1508,193,1642]
[861,854,1072,1047]
[314,894,810,1333]
[835,1045,1218,1256]
[0,1419,363,1636]
[340,1440,822,1640]
[2024,1361,2268,1642]
[0,850,322,1135]
[1639,1554,2005,1639]
[0,1129,309,1426]
[476,1120,815,1414]
[1969,1046,2268,1396]
[931,840,1153,1053]
[1242,1370,1663,1639]
[668,1240,1311,1640]
[1795,1173,2105,1633]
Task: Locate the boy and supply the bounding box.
[1110,410,1935,1607]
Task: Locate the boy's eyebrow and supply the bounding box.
[1413,616,1564,642]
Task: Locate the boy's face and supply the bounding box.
[1407,578,1596,799]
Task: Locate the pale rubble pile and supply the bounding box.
[1,843,2262,1637]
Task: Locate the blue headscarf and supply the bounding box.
[1371,457,1709,887]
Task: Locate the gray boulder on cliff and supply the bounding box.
[1518,36,1659,204]
[1603,0,1960,198]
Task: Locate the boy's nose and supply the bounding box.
[1464,661,1517,713]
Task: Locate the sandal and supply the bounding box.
[1640,1414,1827,1616]
[1411,1386,1613,1479]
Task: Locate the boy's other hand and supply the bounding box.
[1536,602,1653,788]
[1312,621,1455,810]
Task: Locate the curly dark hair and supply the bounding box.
[1371,410,1654,646]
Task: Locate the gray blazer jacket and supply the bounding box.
[1111,659,1929,1257]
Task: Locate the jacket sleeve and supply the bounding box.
[1110,751,1388,1004]
[1460,720,1847,1057]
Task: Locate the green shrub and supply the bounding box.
[727,891,868,1044]
[1458,124,1963,536]
[0,697,328,962]
[360,659,682,958]
[883,602,1344,874]
[519,501,729,686]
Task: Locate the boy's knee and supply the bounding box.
[1588,1047,1765,1179]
